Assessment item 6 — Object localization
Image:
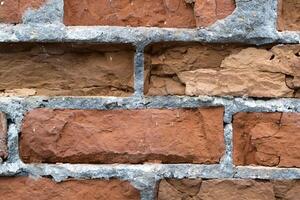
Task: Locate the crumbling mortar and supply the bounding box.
[220,123,234,176]
[0,0,299,199]
[134,45,146,98]
[0,0,298,44]
[0,97,299,181]
[22,0,63,24]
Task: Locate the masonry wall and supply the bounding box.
[0,0,299,199]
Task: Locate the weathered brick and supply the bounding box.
[145,43,300,98]
[64,0,235,28]
[20,107,225,164]
[233,112,300,167]
[0,112,7,161]
[158,179,300,200]
[0,43,134,96]
[194,0,235,27]
[0,0,45,23]
[277,0,300,31]
[0,177,140,200]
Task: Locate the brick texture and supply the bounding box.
[0,43,134,97]
[145,43,300,97]
[233,112,300,167]
[0,177,140,200]
[194,0,235,27]
[20,107,224,164]
[0,0,45,23]
[0,0,299,199]
[158,179,300,200]
[277,0,300,31]
[64,0,235,27]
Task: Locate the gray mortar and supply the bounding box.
[0,0,300,199]
[22,0,63,24]
[0,96,300,200]
[0,0,299,44]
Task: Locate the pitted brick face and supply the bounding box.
[145,43,300,98]
[158,179,300,200]
[0,177,140,200]
[0,0,299,197]
[194,0,235,27]
[0,43,134,97]
[64,0,235,27]
[278,0,300,31]
[0,0,45,23]
[233,112,300,167]
[20,107,225,164]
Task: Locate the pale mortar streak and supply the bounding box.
[134,45,146,97]
[1,163,299,181]
[0,96,298,112]
[0,24,298,44]
[220,124,234,176]
[3,164,232,182]
[234,166,300,180]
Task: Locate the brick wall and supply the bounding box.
[0,0,299,199]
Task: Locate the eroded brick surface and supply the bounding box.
[0,43,134,96]
[278,0,300,31]
[0,177,140,200]
[0,0,45,23]
[158,179,300,200]
[194,0,235,27]
[64,0,235,27]
[145,43,300,98]
[233,112,300,167]
[20,107,225,164]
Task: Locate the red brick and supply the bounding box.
[158,179,300,200]
[0,43,134,97]
[145,43,300,98]
[277,0,300,31]
[64,0,235,27]
[194,0,235,27]
[0,177,140,200]
[20,107,225,164]
[0,0,45,23]
[233,112,300,167]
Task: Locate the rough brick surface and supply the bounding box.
[194,0,235,27]
[158,179,300,200]
[0,177,140,200]
[0,43,134,96]
[0,112,7,161]
[0,0,45,23]
[20,107,224,164]
[0,0,299,198]
[145,43,300,97]
[233,112,300,167]
[64,0,235,27]
[277,0,300,31]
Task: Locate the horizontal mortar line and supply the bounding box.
[234,166,300,180]
[0,24,299,44]
[0,163,231,179]
[0,163,299,180]
[1,96,300,111]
